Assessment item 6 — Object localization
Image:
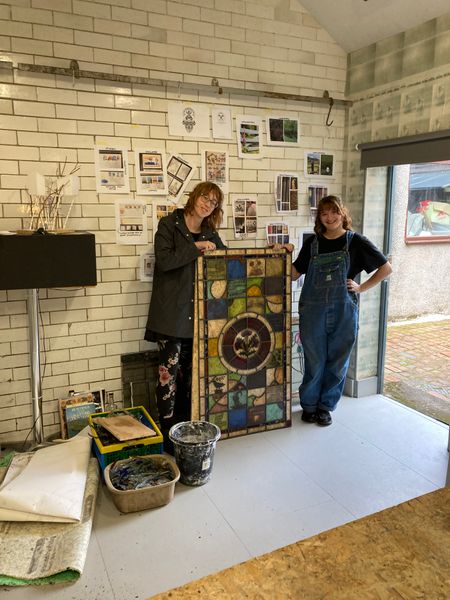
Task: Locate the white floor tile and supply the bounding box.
[2,394,448,599]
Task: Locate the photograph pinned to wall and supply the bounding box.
[212,106,232,139]
[135,148,168,195]
[152,201,179,239]
[166,154,195,203]
[232,195,257,239]
[140,252,155,282]
[236,115,263,159]
[201,149,229,194]
[115,199,148,245]
[295,228,315,289]
[266,222,290,246]
[275,172,299,212]
[266,116,300,146]
[94,146,130,193]
[168,102,210,138]
[305,151,335,178]
[308,185,328,209]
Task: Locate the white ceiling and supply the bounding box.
[299,0,450,52]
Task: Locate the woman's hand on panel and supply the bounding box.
[195,240,216,252]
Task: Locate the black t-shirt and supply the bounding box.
[292,232,387,280]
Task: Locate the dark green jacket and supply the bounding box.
[145,209,226,339]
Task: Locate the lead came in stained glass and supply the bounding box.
[193,249,291,438]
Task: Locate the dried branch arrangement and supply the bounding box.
[23,160,80,231]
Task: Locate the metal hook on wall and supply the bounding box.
[211,77,223,95]
[323,90,334,127]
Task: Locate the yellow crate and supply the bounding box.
[89,406,163,469]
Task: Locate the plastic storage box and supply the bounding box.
[104,454,180,513]
[89,406,163,469]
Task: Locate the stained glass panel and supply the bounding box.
[193,249,291,438]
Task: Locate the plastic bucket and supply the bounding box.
[168,421,221,486]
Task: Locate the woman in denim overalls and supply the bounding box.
[290,196,392,426]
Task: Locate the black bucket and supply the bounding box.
[168,421,221,486]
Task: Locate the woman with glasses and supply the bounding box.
[145,181,226,452]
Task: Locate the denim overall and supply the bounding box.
[298,231,358,413]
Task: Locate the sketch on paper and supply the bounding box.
[135,148,168,195]
[115,199,148,245]
[274,173,299,212]
[232,195,257,239]
[166,154,195,203]
[94,146,130,193]
[236,115,263,159]
[212,107,232,139]
[266,116,300,146]
[168,102,210,138]
[305,151,335,178]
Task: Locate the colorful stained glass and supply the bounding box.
[192,249,291,438]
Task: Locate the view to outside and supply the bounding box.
[406,161,450,242]
[384,161,450,424]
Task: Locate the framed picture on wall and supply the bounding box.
[305,151,335,179]
[266,116,300,146]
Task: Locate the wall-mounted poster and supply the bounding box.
[140,252,155,282]
[94,146,130,194]
[115,199,148,245]
[152,201,178,239]
[201,149,229,194]
[168,102,210,138]
[232,195,257,239]
[236,115,263,159]
[166,154,195,203]
[305,151,335,178]
[135,148,167,195]
[308,185,328,208]
[275,173,299,212]
[266,116,300,146]
[212,107,232,139]
[266,222,290,246]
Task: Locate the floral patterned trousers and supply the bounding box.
[156,338,193,422]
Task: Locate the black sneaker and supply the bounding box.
[301,410,317,423]
[316,409,332,427]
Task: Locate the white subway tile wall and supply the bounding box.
[0,0,349,443]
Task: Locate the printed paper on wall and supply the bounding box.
[95,146,130,194]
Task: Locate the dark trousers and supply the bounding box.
[156,338,192,450]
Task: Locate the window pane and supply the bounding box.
[406,161,450,243]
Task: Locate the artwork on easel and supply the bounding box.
[192,249,292,439]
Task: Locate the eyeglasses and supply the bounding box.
[200,194,219,209]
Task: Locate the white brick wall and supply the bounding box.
[0,0,347,443]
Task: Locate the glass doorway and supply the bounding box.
[381,162,450,424]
